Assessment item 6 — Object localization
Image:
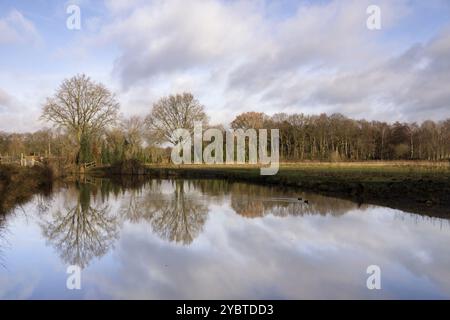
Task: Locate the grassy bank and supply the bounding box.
[0,165,53,215]
[91,161,450,218]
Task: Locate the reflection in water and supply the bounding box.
[177,179,363,218]
[1,177,450,299]
[39,182,119,269]
[229,183,363,218]
[36,178,365,254]
[120,180,209,245]
[0,215,6,268]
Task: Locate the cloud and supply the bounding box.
[88,202,450,299]
[103,0,148,15]
[106,0,398,88]
[2,0,450,132]
[102,0,261,88]
[0,9,41,46]
[307,26,450,121]
[0,87,41,132]
[92,0,450,124]
[0,89,13,109]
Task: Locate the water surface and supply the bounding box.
[1,178,449,299]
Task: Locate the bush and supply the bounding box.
[110,159,146,175]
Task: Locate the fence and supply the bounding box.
[0,154,44,167]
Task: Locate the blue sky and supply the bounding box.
[1,0,450,132]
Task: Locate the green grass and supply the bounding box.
[144,161,450,180]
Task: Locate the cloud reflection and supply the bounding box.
[2,177,450,299]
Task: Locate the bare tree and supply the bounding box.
[41,74,119,158]
[145,93,208,145]
[121,116,145,158]
[229,111,450,161]
[230,112,266,130]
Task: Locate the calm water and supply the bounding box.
[1,178,450,299]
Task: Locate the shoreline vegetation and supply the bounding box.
[0,164,53,215]
[89,160,450,218]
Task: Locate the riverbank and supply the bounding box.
[0,165,53,215]
[90,161,450,218]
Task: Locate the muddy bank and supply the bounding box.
[0,165,53,215]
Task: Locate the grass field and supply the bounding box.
[144,161,450,179]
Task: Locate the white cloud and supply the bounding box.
[103,0,148,15]
[91,0,447,124]
[102,0,261,88]
[2,0,450,132]
[0,9,41,46]
[0,89,13,109]
[0,86,42,132]
[307,26,450,121]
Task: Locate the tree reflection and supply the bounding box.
[228,183,360,218]
[173,180,359,218]
[40,183,119,268]
[120,179,359,245]
[122,180,208,245]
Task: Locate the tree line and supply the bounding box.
[232,112,450,161]
[1,74,449,164]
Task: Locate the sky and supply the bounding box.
[0,0,450,132]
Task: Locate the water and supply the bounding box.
[1,178,449,299]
